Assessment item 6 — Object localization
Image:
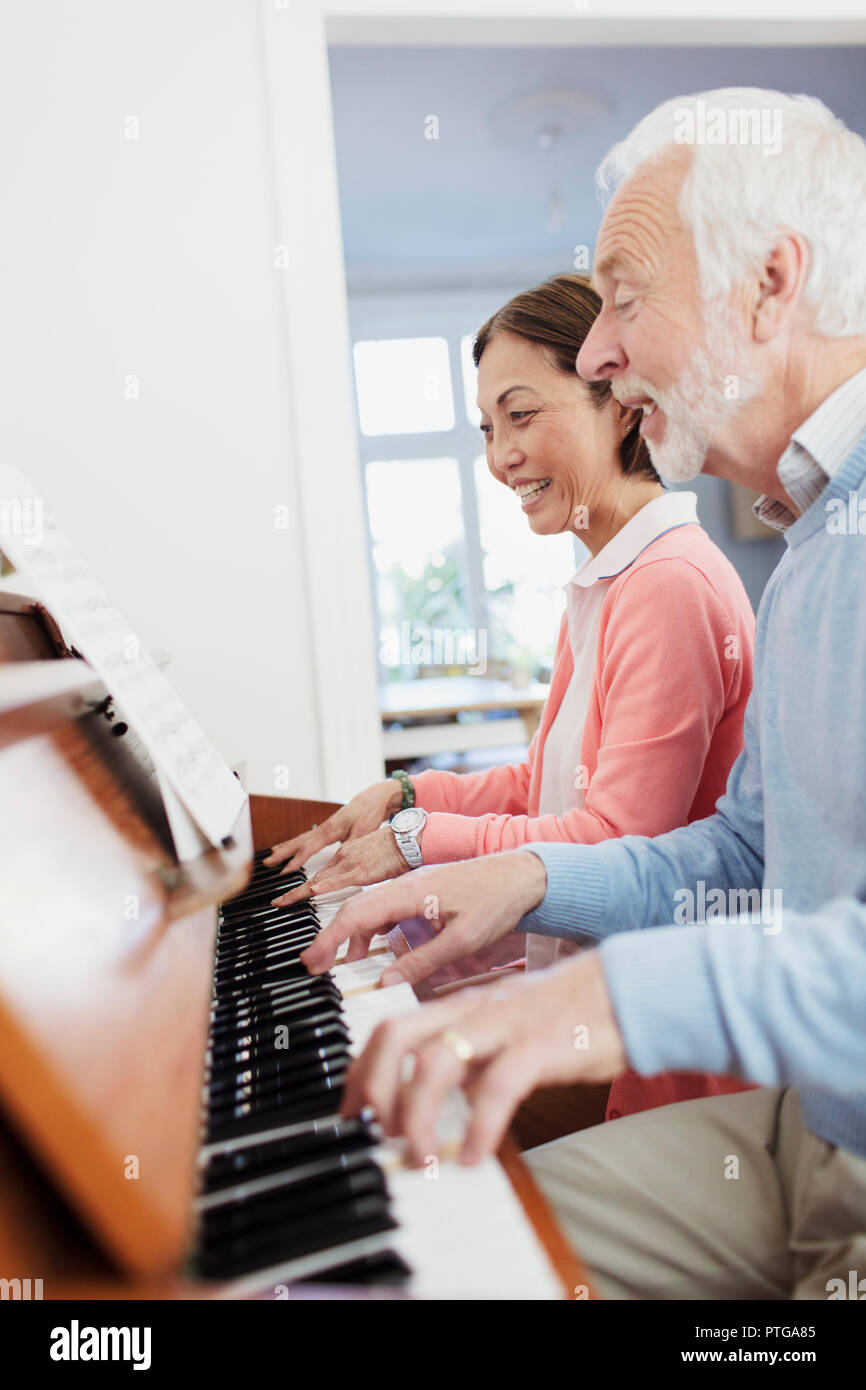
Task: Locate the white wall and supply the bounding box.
[0,0,383,802]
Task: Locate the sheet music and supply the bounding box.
[0,465,246,850]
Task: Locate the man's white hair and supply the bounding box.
[596,88,866,339]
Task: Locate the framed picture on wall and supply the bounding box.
[729,481,776,540]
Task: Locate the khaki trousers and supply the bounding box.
[524,1087,866,1300]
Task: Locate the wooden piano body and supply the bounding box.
[0,591,588,1298]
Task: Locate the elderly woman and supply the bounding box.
[267,273,755,1127]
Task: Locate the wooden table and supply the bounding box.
[380,676,550,761]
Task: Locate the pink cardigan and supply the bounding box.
[410,522,757,1121]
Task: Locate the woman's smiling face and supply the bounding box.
[476,330,630,537]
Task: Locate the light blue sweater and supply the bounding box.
[518,430,866,1158]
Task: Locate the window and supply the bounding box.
[353,337,455,436]
[365,456,472,667]
[459,333,482,428]
[474,454,576,679]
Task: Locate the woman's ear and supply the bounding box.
[618,401,640,440]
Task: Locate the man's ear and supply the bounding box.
[753,234,809,343]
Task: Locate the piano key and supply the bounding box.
[207,1051,349,1103]
[202,1116,377,1194]
[205,1068,348,1143]
[193,847,563,1296]
[208,1004,345,1055]
[199,1166,389,1241]
[208,1017,348,1067]
[198,1145,380,1215]
[208,990,344,1040]
[197,1193,396,1280]
[199,1109,368,1164]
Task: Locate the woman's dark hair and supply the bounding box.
[473,273,660,483]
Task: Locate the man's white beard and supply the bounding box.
[618,300,760,484]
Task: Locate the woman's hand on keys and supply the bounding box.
[263,779,404,875]
[272,825,409,908]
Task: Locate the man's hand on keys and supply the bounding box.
[300,851,547,982]
[341,949,628,1166]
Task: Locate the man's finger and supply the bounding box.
[340,996,471,1133]
[317,875,434,948]
[300,909,381,974]
[460,1048,542,1165]
[399,1036,467,1165]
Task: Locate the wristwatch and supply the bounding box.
[390,807,428,868]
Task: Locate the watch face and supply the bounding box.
[393,807,424,833]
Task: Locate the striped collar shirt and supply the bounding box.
[754,365,866,532]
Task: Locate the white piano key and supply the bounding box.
[334,933,391,960]
[384,1156,563,1299]
[343,981,418,1055]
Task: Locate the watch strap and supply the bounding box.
[394,830,423,868]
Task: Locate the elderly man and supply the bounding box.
[303,89,866,1300]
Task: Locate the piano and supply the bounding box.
[0,588,591,1299]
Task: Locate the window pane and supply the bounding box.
[474,455,574,679]
[366,457,471,676]
[460,333,481,427]
[353,337,455,436]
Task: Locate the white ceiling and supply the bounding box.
[328,42,866,292]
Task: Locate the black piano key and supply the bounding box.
[207,1047,349,1113]
[220,901,317,933]
[220,901,316,928]
[304,1249,411,1286]
[201,1147,379,1218]
[220,890,309,923]
[205,1068,347,1143]
[215,930,317,975]
[208,1003,345,1056]
[217,922,318,958]
[199,1168,391,1261]
[207,1031,349,1087]
[208,1017,348,1068]
[197,1195,396,1280]
[208,990,344,1042]
[202,1116,376,1193]
[192,861,407,1286]
[207,1054,349,1120]
[211,975,340,1016]
[217,918,318,953]
[213,950,315,988]
[216,947,313,986]
[207,1031,347,1085]
[221,867,307,901]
